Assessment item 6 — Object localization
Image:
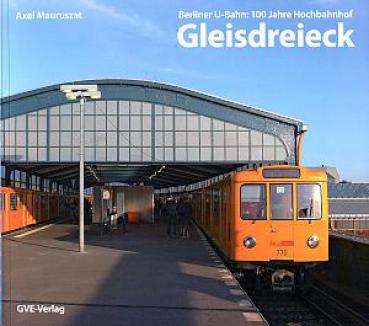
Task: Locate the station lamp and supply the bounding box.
[60,84,101,253]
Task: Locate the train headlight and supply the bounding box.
[307,235,319,248]
[243,236,256,249]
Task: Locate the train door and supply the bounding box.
[197,192,201,226]
[268,183,294,261]
[239,183,270,261]
[39,192,45,221]
[201,189,207,228]
[204,189,211,231]
[18,190,27,227]
[222,180,230,252]
[8,191,23,231]
[49,194,56,219]
[225,181,232,256]
[33,192,40,223]
[209,187,214,237]
[1,192,6,232]
[41,193,50,221]
[27,190,36,224]
[211,188,221,243]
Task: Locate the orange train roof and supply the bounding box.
[0,187,17,194]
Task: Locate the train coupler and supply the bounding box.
[271,269,294,292]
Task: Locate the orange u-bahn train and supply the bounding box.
[0,186,78,234]
[190,165,328,289]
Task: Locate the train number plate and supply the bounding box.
[276,249,288,256]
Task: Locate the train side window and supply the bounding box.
[270,184,293,220]
[0,194,5,211]
[297,184,322,219]
[212,189,220,218]
[10,193,18,210]
[240,184,266,220]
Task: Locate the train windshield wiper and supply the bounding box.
[307,199,314,222]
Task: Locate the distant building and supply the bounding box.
[309,166,340,183]
[328,182,369,199]
[328,181,369,216]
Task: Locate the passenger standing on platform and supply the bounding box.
[166,197,177,237]
[117,212,128,234]
[84,199,92,224]
[122,213,128,233]
[154,198,162,222]
[105,208,111,231]
[181,197,192,238]
[111,206,118,229]
[160,199,167,218]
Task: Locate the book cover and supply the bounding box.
[1,1,368,325]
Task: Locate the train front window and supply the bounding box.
[297,184,322,219]
[240,185,266,220]
[270,184,293,220]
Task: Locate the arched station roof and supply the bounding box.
[1,79,305,188]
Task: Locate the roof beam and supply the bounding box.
[50,167,80,180]
[38,165,75,177]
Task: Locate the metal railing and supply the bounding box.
[329,214,369,236]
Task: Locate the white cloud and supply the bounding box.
[79,0,165,37]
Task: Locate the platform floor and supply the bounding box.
[2,220,266,326]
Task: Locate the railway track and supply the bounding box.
[243,285,331,326]
[239,276,369,326]
[304,285,369,326]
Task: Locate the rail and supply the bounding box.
[303,284,369,326]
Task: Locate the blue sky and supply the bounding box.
[2,0,369,181]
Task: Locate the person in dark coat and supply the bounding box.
[116,209,128,234]
[166,197,177,237]
[160,199,167,218]
[154,198,161,221]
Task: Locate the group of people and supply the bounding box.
[102,196,192,237]
[161,196,193,238]
[67,198,92,225]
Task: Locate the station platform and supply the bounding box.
[2,220,266,326]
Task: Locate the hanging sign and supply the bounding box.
[103,190,110,200]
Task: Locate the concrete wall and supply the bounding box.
[93,186,154,223]
[325,237,369,290]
